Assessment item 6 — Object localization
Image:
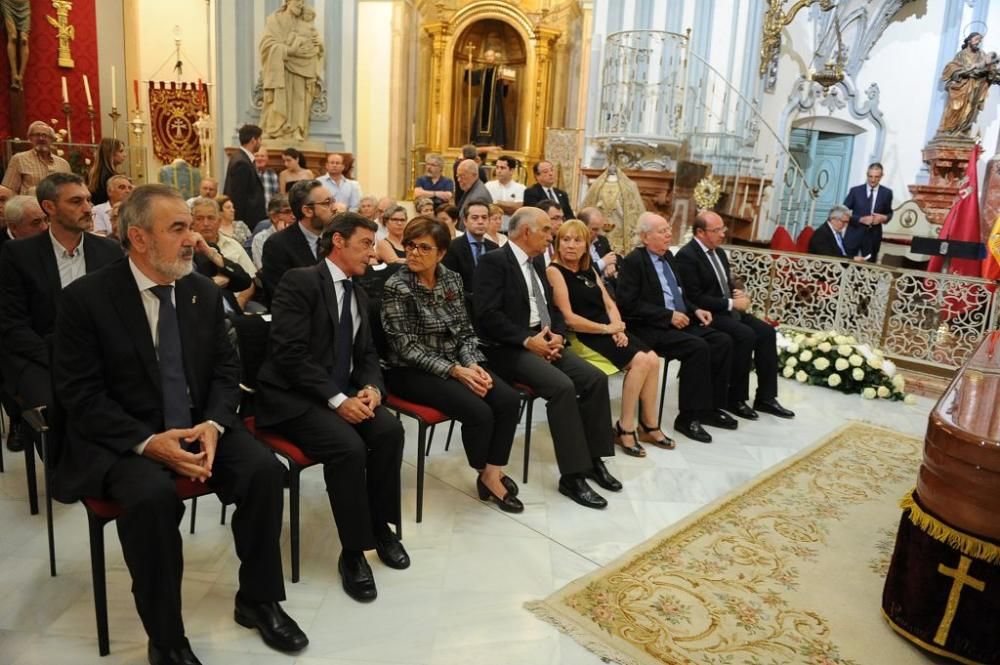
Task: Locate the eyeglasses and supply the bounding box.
[388,216,407,224]
[307,198,334,208]
[403,241,437,255]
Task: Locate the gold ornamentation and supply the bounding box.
[933,556,985,646]
[900,490,1000,564]
[759,0,834,77]
[45,0,75,69]
[693,176,722,210]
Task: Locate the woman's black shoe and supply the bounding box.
[500,475,519,497]
[477,475,524,513]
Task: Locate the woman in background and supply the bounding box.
[278,147,315,193]
[87,138,126,205]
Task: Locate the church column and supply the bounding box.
[424,22,451,152]
[528,28,560,161]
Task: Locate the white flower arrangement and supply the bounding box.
[796,370,808,383]
[813,357,830,371]
[862,387,877,399]
[835,358,849,371]
[799,350,813,362]
[817,342,832,353]
[782,366,795,378]
[827,374,842,387]
[852,368,865,381]
[849,354,864,367]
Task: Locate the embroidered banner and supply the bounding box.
[148,81,209,166]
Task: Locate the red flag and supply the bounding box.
[928,143,983,276]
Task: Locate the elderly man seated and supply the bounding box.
[190,196,258,312]
[91,175,134,238]
[251,197,294,270]
[808,204,863,260]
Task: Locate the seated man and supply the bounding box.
[534,198,565,265]
[808,204,860,260]
[442,200,497,297]
[251,196,293,270]
[0,173,123,454]
[473,207,620,509]
[616,212,737,443]
[260,180,332,302]
[91,174,134,237]
[578,206,618,282]
[255,213,408,603]
[52,183,307,665]
[184,176,217,208]
[675,210,794,420]
[190,196,258,311]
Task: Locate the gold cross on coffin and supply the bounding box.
[46,1,77,69]
[934,555,985,646]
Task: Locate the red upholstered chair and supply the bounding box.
[795,225,815,253]
[384,393,453,524]
[83,478,214,656]
[769,226,797,252]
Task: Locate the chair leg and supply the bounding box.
[522,398,534,484]
[0,407,6,473]
[220,503,228,525]
[444,420,456,452]
[88,513,110,656]
[416,421,426,523]
[189,497,198,535]
[657,359,668,427]
[24,442,38,515]
[425,423,436,457]
[289,465,301,583]
[41,431,56,576]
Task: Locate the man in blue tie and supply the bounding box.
[842,162,893,262]
[443,200,498,297]
[808,205,862,259]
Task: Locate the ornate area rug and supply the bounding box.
[527,422,939,665]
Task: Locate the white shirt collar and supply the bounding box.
[128,256,173,291]
[508,239,531,266]
[325,257,349,283]
[49,229,83,258]
[694,237,712,254]
[240,146,256,163]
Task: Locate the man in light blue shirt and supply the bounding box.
[317,153,361,212]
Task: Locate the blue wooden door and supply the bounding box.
[783,128,854,232]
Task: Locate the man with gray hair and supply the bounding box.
[2,194,48,243]
[808,204,858,259]
[91,174,134,237]
[1,121,71,194]
[454,158,492,216]
[473,206,620,509]
[414,153,454,208]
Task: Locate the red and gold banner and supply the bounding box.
[148,81,208,166]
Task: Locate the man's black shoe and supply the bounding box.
[703,409,738,430]
[726,401,759,420]
[558,474,607,509]
[587,458,622,492]
[234,594,309,653]
[338,551,377,602]
[148,640,202,665]
[673,417,712,443]
[753,398,795,419]
[374,526,410,570]
[5,421,26,452]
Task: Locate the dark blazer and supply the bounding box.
[808,222,848,258]
[523,183,575,220]
[193,244,253,313]
[843,183,892,256]
[674,239,735,315]
[442,234,498,294]
[51,260,240,501]
[0,229,12,250]
[616,247,696,331]
[472,243,567,347]
[255,263,385,429]
[223,147,267,228]
[0,232,124,382]
[260,222,319,300]
[455,179,493,213]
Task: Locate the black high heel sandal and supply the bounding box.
[637,421,676,450]
[614,421,646,457]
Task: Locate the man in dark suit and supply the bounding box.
[223,124,267,228]
[473,207,619,509]
[255,213,407,604]
[808,204,858,259]
[579,206,618,281]
[442,200,498,295]
[0,173,123,453]
[675,210,794,421]
[616,212,737,443]
[52,184,307,665]
[842,162,892,262]
[0,194,47,247]
[260,179,331,301]
[523,160,575,220]
[454,158,493,214]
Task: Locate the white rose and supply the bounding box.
[827,374,842,387]
[867,357,883,370]
[852,368,865,381]
[877,386,890,398]
[787,343,800,354]
[833,335,847,345]
[892,374,906,390]
[794,334,806,344]
[795,370,808,383]
[845,336,857,344]
[904,394,917,405]
[813,357,830,371]
[782,366,795,378]
[849,354,864,367]
[817,342,832,353]
[785,356,797,368]
[837,345,853,356]
[835,358,849,371]
[799,350,813,362]
[862,387,876,399]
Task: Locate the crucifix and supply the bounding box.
[45,0,76,68]
[934,555,985,646]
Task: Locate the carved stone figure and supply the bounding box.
[581,164,646,254]
[465,49,513,147]
[259,0,324,142]
[936,32,1000,138]
[1,0,31,90]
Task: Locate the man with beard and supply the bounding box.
[52,183,308,665]
[1,121,71,195]
[0,173,123,453]
[260,179,333,301]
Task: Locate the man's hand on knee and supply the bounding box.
[143,428,211,482]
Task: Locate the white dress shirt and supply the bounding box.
[325,259,361,410]
[91,201,113,235]
[298,221,321,258]
[50,230,86,288]
[509,241,545,327]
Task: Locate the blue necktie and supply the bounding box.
[150,285,192,429]
[834,230,846,256]
[334,279,354,390]
[472,240,483,265]
[659,257,686,313]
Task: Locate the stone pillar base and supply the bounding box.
[908,137,976,226]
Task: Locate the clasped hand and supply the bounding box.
[451,364,493,397]
[525,325,564,362]
[143,422,219,482]
[337,388,381,424]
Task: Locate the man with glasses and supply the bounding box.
[260,180,334,301]
[2,121,71,195]
[675,210,794,421]
[252,196,294,270]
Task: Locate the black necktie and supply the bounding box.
[867,188,874,215]
[334,279,354,390]
[546,188,556,202]
[472,240,482,265]
[150,285,192,429]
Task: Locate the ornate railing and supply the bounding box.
[727,245,1000,371]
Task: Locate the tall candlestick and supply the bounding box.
[61,76,69,104]
[83,74,93,107]
[133,80,140,110]
[111,66,117,108]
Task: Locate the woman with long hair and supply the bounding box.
[88,138,126,205]
[278,147,315,193]
[375,205,409,264]
[215,194,253,245]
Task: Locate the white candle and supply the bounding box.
[61,76,68,104]
[111,66,117,108]
[83,74,93,107]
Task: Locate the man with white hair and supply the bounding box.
[2,194,48,243]
[0,184,14,245]
[91,175,134,237]
[1,121,71,194]
[808,204,858,259]
[616,212,736,444]
[454,158,492,215]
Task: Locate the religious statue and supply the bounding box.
[1,0,31,90]
[935,32,1000,138]
[259,0,324,142]
[465,49,514,147]
[581,163,646,254]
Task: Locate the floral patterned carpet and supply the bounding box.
[527,422,939,665]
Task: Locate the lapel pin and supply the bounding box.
[192,295,197,304]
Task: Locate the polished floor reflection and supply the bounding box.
[0,370,934,664]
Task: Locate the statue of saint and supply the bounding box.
[936,32,1000,138]
[581,164,646,254]
[259,0,324,142]
[1,0,31,90]
[465,49,514,147]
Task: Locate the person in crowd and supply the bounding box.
[191,196,258,311]
[473,207,620,509]
[808,204,860,259]
[616,212,736,444]
[1,121,71,194]
[223,124,268,226]
[318,153,361,213]
[676,210,794,420]
[524,160,574,220]
[414,197,435,217]
[255,212,408,603]
[375,205,409,265]
[485,203,508,247]
[252,196,294,270]
[87,137,126,206]
[215,194,253,245]
[2,194,47,244]
[451,144,489,184]
[454,159,492,213]
[843,162,893,262]
[186,177,218,208]
[485,155,525,231]
[382,216,522,512]
[413,153,454,208]
[0,184,13,234]
[443,201,497,296]
[261,179,333,302]
[435,204,460,238]
[256,147,279,206]
[52,183,308,665]
[376,196,395,219]
[535,199,564,265]
[91,175,133,237]
[278,147,315,194]
[578,207,618,281]
[358,195,379,222]
[547,220,669,456]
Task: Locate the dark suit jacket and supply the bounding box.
[455,179,493,214]
[674,239,735,315]
[843,183,893,255]
[616,247,696,332]
[255,263,385,428]
[523,183,575,220]
[223,148,267,228]
[193,244,253,313]
[472,243,567,347]
[442,234,498,294]
[0,232,124,384]
[808,222,848,258]
[51,260,240,501]
[260,222,319,301]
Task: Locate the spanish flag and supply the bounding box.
[984,214,1000,281]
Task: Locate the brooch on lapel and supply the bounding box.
[444,289,458,302]
[192,295,198,304]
